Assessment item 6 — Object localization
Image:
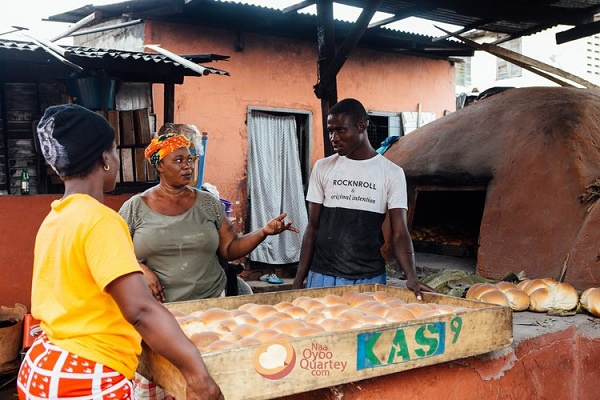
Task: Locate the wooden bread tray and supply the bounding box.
[137,284,512,400]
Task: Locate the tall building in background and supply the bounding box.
[455,24,600,96]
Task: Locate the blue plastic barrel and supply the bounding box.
[193,134,208,189]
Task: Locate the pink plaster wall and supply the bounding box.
[146,21,456,226]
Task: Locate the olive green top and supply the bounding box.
[119,189,227,301]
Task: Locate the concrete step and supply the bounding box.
[247,278,294,294]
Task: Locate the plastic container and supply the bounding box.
[67,76,116,110]
[220,198,232,218]
[0,319,23,364]
[193,133,208,189]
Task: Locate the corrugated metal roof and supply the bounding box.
[48,0,600,47]
[47,0,475,58]
[340,0,600,39]
[0,38,230,83]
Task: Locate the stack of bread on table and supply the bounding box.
[172,291,470,353]
[466,278,600,316]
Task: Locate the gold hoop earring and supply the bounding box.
[103,165,110,171]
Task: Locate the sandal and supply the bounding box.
[267,273,284,284]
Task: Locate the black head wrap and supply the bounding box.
[37,104,115,176]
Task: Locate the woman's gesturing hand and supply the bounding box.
[262,213,300,236]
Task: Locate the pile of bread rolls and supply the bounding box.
[466,278,581,313]
[173,291,470,353]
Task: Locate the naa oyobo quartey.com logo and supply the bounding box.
[253,340,348,380]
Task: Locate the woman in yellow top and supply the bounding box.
[18,104,222,400]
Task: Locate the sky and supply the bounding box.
[0,1,116,43]
[0,0,462,45]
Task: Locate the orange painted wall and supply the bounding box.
[0,194,132,311]
[1,22,456,310]
[147,21,456,227]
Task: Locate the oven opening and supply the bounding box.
[409,187,487,258]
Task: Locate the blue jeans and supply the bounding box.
[306,271,386,288]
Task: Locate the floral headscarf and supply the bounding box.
[145,133,190,167]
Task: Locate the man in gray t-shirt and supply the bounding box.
[293,98,432,299]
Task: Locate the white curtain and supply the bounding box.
[248,112,308,264]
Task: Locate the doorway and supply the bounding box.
[246,107,311,266]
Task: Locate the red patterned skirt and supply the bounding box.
[18,333,133,399]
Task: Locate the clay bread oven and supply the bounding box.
[383,87,600,290]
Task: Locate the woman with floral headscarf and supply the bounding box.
[119,126,298,302]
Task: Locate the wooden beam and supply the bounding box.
[422,0,590,27]
[70,19,143,38]
[315,0,336,157]
[283,1,314,14]
[0,26,27,37]
[367,5,432,29]
[491,22,558,46]
[164,83,175,124]
[19,32,84,72]
[556,20,600,44]
[145,44,210,76]
[50,11,102,42]
[144,45,229,77]
[437,26,599,89]
[314,0,384,99]
[432,20,494,42]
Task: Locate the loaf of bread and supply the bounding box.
[518,278,578,312]
[466,282,529,311]
[466,283,511,308]
[579,287,600,317]
[495,281,530,311]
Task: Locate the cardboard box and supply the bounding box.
[107,111,120,146]
[133,108,152,145]
[137,284,512,400]
[135,148,147,182]
[121,148,134,182]
[120,111,135,146]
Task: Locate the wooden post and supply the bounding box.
[315,0,384,156]
[316,0,336,157]
[164,82,175,123]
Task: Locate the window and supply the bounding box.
[585,35,600,77]
[455,57,472,88]
[367,113,402,149]
[496,38,522,80]
[247,107,311,194]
